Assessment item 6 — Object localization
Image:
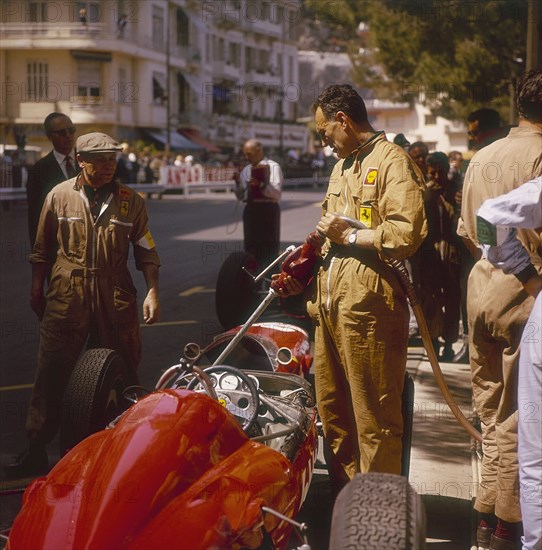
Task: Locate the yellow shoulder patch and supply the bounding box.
[363,167,378,186]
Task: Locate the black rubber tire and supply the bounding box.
[215,251,259,330]
[329,473,426,550]
[59,348,137,456]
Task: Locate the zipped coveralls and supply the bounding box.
[27,176,160,444]
[307,132,427,478]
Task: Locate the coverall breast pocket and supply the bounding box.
[58,216,84,256]
[109,219,133,252]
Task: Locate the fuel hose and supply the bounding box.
[338,215,483,443]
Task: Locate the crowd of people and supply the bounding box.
[2,70,541,550]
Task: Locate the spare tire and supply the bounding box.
[59,348,137,456]
[215,251,260,330]
[329,473,426,550]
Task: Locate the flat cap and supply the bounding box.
[76,132,123,153]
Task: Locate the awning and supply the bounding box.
[145,130,201,151]
[178,70,200,94]
[70,50,112,62]
[179,128,221,153]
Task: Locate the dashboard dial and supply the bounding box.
[219,373,239,390]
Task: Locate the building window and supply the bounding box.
[26,60,48,100]
[245,47,253,72]
[152,71,166,104]
[425,114,437,125]
[152,5,165,49]
[27,2,48,22]
[228,42,240,67]
[217,38,225,62]
[77,61,102,98]
[205,35,211,63]
[77,2,101,23]
[176,8,189,47]
[177,73,189,113]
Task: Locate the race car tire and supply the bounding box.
[215,251,259,330]
[59,348,137,456]
[329,473,426,550]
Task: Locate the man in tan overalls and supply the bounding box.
[278,85,427,490]
[5,132,161,478]
[457,70,542,550]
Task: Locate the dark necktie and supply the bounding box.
[65,156,75,178]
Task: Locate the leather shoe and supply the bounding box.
[4,446,48,479]
[439,344,455,362]
[477,525,494,549]
[453,342,469,363]
[489,534,521,550]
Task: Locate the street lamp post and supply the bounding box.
[165,2,171,154]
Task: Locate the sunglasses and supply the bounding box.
[467,129,480,138]
[51,127,76,137]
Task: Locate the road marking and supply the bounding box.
[179,286,215,297]
[0,383,33,392]
[140,320,198,328]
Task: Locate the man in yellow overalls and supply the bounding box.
[278,85,427,490]
[5,132,161,478]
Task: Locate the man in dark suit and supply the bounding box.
[26,113,79,246]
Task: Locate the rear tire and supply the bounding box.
[59,348,136,456]
[215,251,259,330]
[329,473,426,549]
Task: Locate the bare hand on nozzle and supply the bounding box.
[271,273,305,297]
[316,212,353,245]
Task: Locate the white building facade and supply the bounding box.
[1,0,308,157]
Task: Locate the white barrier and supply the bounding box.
[159,164,236,195]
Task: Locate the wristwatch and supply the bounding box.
[348,230,358,247]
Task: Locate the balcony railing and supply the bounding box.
[0,23,169,55]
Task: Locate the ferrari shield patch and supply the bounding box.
[120,200,129,217]
[359,206,372,228]
[363,168,378,186]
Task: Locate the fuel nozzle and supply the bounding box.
[271,231,322,293]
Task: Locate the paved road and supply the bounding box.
[0,190,477,548]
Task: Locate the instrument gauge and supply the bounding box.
[219,373,239,390]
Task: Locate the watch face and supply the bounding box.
[348,231,356,244]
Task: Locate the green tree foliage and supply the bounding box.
[303,0,527,122]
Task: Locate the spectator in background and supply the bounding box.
[393,133,411,150]
[116,13,127,37]
[79,7,87,25]
[235,139,283,266]
[407,140,430,338]
[426,152,461,361]
[448,151,464,187]
[26,112,79,247]
[408,141,429,179]
[467,108,509,151]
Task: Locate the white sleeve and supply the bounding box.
[261,159,283,201]
[477,177,542,276]
[477,177,542,229]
